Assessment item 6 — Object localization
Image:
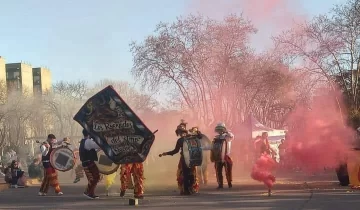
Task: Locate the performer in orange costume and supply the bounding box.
[160,120,200,195]
[38,134,67,196]
[120,163,144,199]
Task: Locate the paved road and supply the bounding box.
[1,179,360,210]
[1,170,360,210]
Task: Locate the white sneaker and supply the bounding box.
[38,192,46,196]
[57,192,63,196]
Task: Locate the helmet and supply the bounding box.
[189,126,199,133]
[175,120,188,136]
[215,122,226,133]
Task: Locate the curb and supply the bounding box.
[0,179,40,192]
[0,183,8,192]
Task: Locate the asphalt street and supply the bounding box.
[1,174,360,210]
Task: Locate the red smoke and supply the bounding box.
[285,89,355,173]
[251,154,276,189]
[186,0,307,50]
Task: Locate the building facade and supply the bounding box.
[0,57,7,103]
[0,57,6,83]
[6,62,34,95]
[32,67,52,95]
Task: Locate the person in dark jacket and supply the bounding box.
[159,120,201,195]
[11,160,26,186]
[79,129,101,199]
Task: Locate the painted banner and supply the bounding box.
[73,85,156,164]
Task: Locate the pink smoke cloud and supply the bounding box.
[185,0,307,51]
[285,89,355,173]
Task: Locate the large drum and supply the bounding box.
[183,135,203,168]
[50,146,76,172]
[199,134,212,165]
[95,150,120,175]
[210,138,226,163]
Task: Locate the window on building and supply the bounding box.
[6,71,20,79]
[6,72,12,79]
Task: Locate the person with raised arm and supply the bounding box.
[38,134,67,196]
[212,122,234,189]
[159,120,200,195]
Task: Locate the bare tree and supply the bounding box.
[89,79,158,113]
[273,0,360,120]
[53,80,88,101]
[42,81,88,137]
[130,14,259,127]
[0,92,33,154]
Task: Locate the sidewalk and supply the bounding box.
[0,178,40,192]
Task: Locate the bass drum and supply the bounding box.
[50,146,76,172]
[183,135,203,168]
[210,138,226,163]
[95,150,120,175]
[199,134,211,165]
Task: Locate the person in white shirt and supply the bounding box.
[79,129,101,199]
[212,122,234,189]
[39,134,67,196]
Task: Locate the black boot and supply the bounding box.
[120,190,125,197]
[228,182,232,188]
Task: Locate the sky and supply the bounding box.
[0,0,345,90]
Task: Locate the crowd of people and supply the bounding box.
[0,120,283,198]
[1,153,44,187]
[4,118,358,199]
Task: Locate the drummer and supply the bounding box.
[189,127,210,185]
[213,122,234,189]
[39,134,68,196]
[159,120,201,195]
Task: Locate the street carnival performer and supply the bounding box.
[119,163,144,198]
[97,167,134,196]
[72,139,84,183]
[79,129,102,199]
[213,122,234,189]
[251,132,276,196]
[189,126,210,185]
[72,85,157,199]
[39,134,67,196]
[73,136,104,184]
[159,120,200,195]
